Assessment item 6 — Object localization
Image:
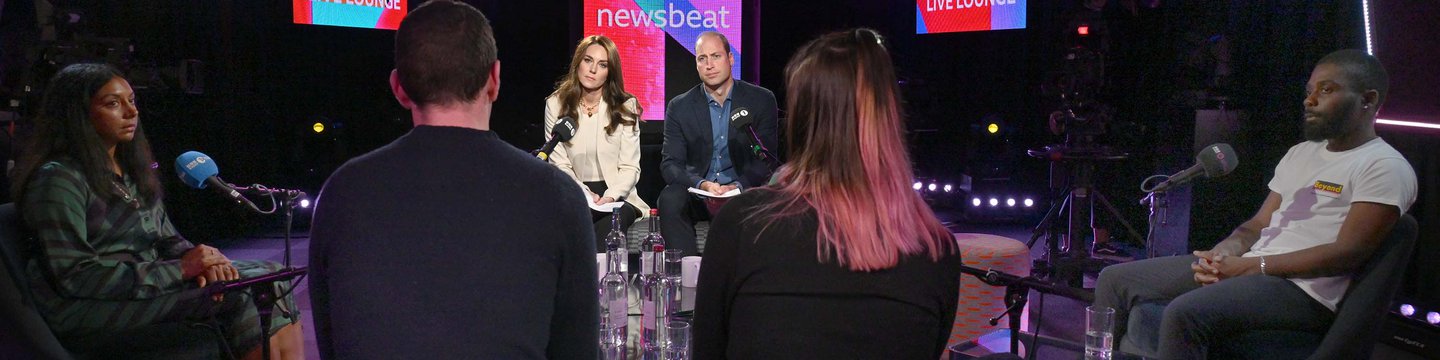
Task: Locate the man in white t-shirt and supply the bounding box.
[1093,49,1418,359]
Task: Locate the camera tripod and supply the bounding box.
[1025,145,1146,288]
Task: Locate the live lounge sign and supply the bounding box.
[916,0,1026,34]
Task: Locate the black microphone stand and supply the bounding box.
[1139,174,1176,259]
[1140,190,1167,259]
[230,185,307,268]
[221,184,309,360]
[958,265,1094,357]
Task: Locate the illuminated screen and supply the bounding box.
[293,0,407,30]
[1368,0,1439,126]
[585,0,743,120]
[916,0,1026,34]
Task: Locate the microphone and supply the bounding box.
[536,117,577,161]
[175,151,258,210]
[1148,143,1238,193]
[729,107,774,162]
[729,107,753,128]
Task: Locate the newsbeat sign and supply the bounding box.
[586,0,743,121]
[596,2,734,29]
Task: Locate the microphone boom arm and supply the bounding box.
[956,265,1093,355]
[744,124,780,172]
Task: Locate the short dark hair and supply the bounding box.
[394,0,497,107]
[1317,49,1389,105]
[697,31,732,54]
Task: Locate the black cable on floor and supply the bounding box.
[1027,290,1043,360]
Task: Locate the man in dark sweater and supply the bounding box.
[307,2,598,359]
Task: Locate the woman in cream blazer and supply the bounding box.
[544,35,649,245]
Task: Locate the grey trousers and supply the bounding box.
[1092,255,1334,359]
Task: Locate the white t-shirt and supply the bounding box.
[1245,137,1417,311]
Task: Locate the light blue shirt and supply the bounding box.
[699,90,738,188]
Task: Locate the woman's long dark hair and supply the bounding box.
[550,35,642,135]
[751,29,954,271]
[11,63,162,208]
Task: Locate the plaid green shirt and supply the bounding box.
[21,160,199,337]
[21,160,297,347]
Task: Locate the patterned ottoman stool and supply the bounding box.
[948,233,1032,347]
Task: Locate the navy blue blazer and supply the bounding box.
[661,80,779,189]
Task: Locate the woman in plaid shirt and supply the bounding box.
[11,63,303,359]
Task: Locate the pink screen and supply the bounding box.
[585,0,743,120]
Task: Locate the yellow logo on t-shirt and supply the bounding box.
[1314,180,1343,197]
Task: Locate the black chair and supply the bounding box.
[1120,214,1419,359]
[0,203,231,360]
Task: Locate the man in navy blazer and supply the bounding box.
[659,31,779,256]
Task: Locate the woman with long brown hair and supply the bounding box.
[692,29,962,359]
[12,63,303,359]
[544,35,648,244]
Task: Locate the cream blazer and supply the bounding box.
[544,95,650,214]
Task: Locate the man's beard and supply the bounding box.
[1303,115,1346,141]
[1302,103,1356,142]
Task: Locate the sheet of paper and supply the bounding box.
[590,201,624,212]
[688,187,741,198]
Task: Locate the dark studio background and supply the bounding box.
[1,0,1435,309]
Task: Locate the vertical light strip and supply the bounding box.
[1362,0,1425,131]
[1363,0,1375,55]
